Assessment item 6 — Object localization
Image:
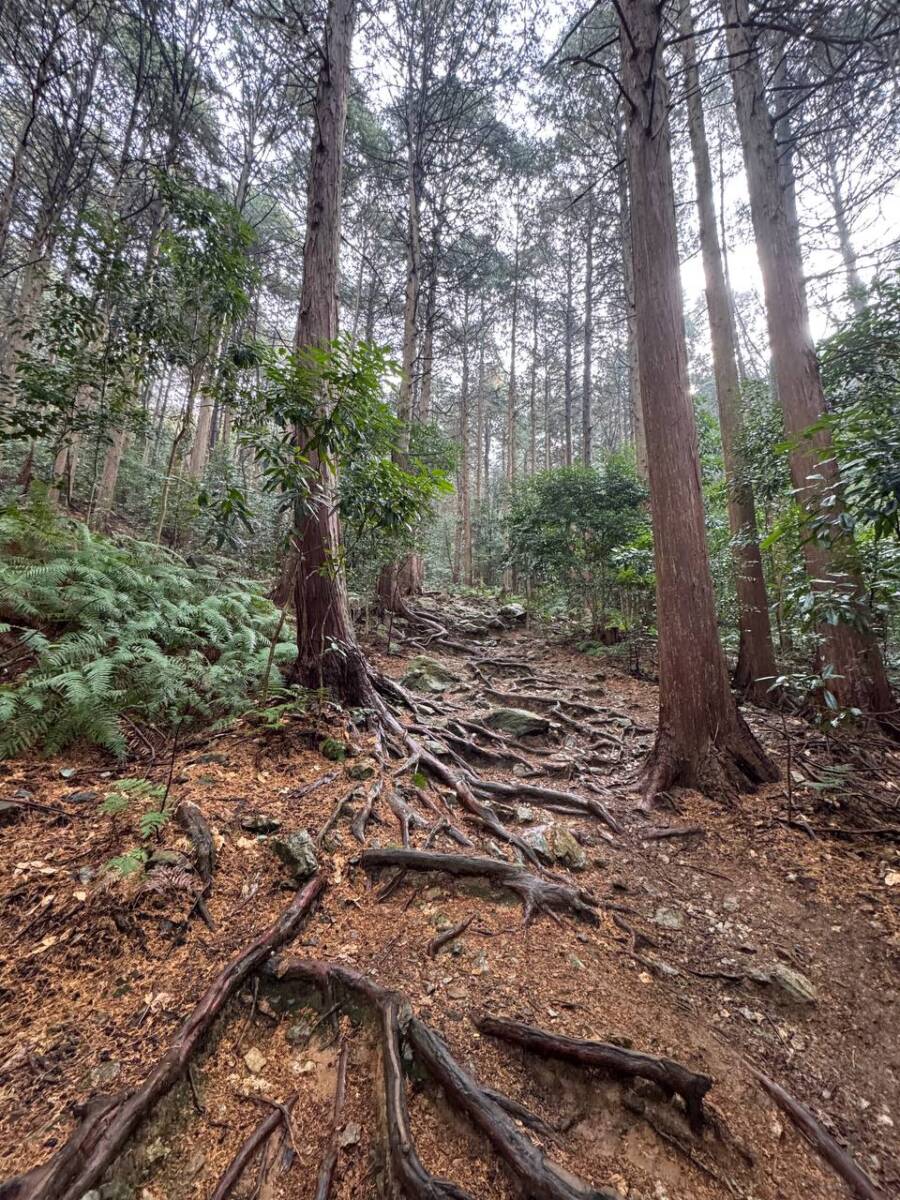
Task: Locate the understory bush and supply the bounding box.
[0,493,295,756]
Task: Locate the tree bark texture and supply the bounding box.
[621,0,778,798]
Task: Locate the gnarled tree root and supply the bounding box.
[0,875,327,1200]
[475,1015,712,1133]
[265,957,622,1200]
[209,1092,298,1200]
[469,777,623,836]
[359,848,599,925]
[751,1068,885,1200]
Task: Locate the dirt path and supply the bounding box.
[1,604,897,1199]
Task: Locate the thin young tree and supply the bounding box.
[619,0,777,799]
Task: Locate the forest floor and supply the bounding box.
[1,597,899,1200]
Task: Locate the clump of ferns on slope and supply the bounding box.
[0,497,295,756]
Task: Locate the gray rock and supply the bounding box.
[521,825,552,860]
[767,963,817,1004]
[346,758,377,781]
[90,1060,121,1087]
[652,906,684,931]
[483,707,551,737]
[339,1121,361,1149]
[67,789,100,804]
[498,603,526,621]
[402,655,460,694]
[512,762,531,777]
[271,830,319,879]
[514,805,534,823]
[241,812,282,834]
[285,1021,312,1045]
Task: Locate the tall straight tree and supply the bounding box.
[721,0,893,720]
[679,0,776,703]
[619,0,777,799]
[581,195,593,465]
[289,0,370,703]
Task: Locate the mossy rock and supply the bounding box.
[320,737,349,762]
[482,707,551,737]
[402,656,460,694]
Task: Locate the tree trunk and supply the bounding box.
[581,198,593,466]
[722,0,893,719]
[459,293,472,586]
[289,0,367,702]
[621,0,778,800]
[529,288,538,475]
[680,0,777,704]
[563,238,574,467]
[507,216,520,486]
[826,148,865,315]
[617,140,646,480]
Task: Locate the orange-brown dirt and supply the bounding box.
[1,609,898,1199]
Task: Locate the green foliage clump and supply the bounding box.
[0,495,295,757]
[506,458,649,629]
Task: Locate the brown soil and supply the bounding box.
[1,606,898,1199]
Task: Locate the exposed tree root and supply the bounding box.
[209,1092,298,1200]
[468,777,623,836]
[370,686,543,864]
[427,914,474,957]
[475,1015,712,1133]
[264,957,622,1200]
[639,718,779,808]
[176,800,216,886]
[0,875,327,1200]
[751,1068,885,1200]
[313,1041,349,1200]
[359,848,599,925]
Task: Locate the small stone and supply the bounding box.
[521,825,551,860]
[722,895,740,913]
[89,1060,121,1087]
[59,767,76,779]
[196,753,229,765]
[768,963,816,1004]
[514,805,534,823]
[67,790,100,804]
[339,1121,361,1148]
[185,1150,205,1177]
[512,763,531,778]
[285,1022,312,1045]
[652,906,684,931]
[244,1047,267,1074]
[567,954,586,970]
[498,603,526,621]
[271,830,319,879]
[319,738,349,762]
[241,813,282,834]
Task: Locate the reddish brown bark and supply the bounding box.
[680,0,777,704]
[620,0,778,799]
[722,0,893,721]
[289,0,371,704]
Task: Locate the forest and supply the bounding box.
[0,0,898,1197]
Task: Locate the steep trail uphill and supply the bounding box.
[1,598,898,1200]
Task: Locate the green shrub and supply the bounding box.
[0,495,295,756]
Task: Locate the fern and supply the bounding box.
[106,848,149,878]
[0,501,296,757]
[139,809,170,839]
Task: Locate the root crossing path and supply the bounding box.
[0,599,897,1200]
